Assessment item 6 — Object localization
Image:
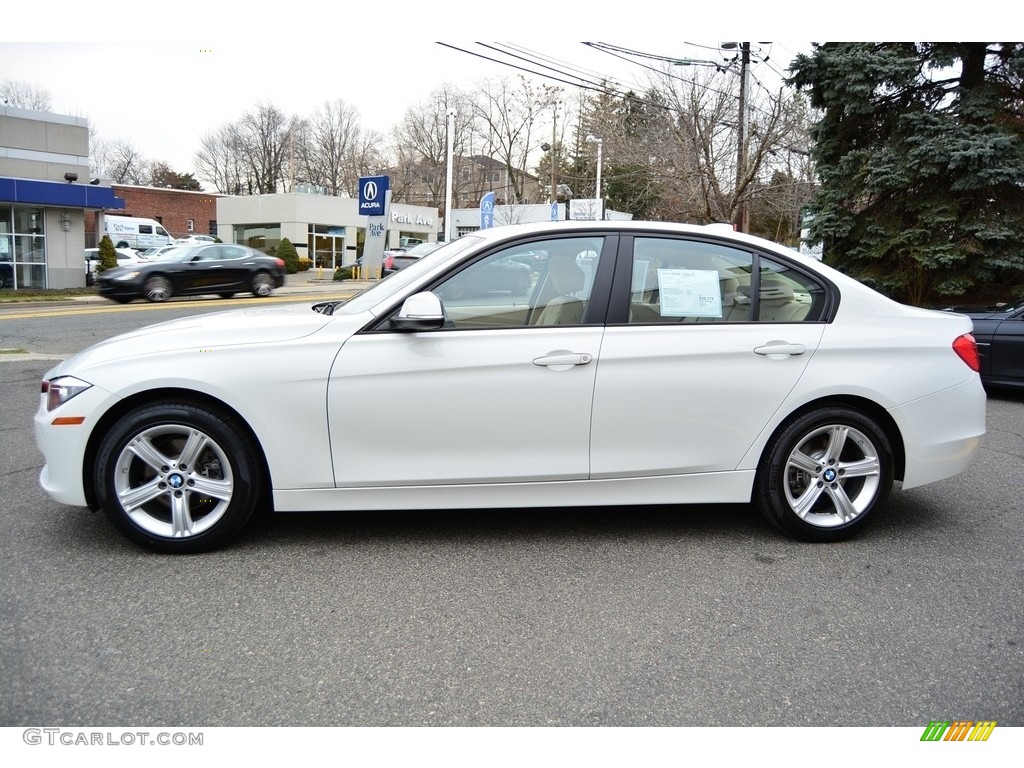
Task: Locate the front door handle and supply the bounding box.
[533,353,594,367]
[754,342,806,357]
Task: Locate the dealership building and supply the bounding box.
[0,106,124,290]
[216,192,439,269]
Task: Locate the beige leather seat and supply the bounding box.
[534,257,586,325]
[758,277,809,322]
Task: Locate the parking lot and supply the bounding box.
[1,327,1021,728]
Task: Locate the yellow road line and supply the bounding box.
[0,292,357,321]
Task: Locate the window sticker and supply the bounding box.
[657,269,723,317]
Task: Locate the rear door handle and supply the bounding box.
[754,342,806,357]
[533,353,594,367]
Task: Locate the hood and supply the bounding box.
[51,303,343,373]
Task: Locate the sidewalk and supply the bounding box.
[279,269,375,295]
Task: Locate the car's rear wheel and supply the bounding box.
[251,273,274,297]
[754,407,893,542]
[93,400,264,553]
[144,275,172,302]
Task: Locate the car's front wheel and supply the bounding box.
[754,407,893,542]
[144,275,173,302]
[251,273,274,297]
[93,400,265,553]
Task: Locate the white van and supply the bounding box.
[103,216,174,250]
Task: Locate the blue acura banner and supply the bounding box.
[480,191,495,229]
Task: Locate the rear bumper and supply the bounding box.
[890,376,987,489]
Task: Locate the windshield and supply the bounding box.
[152,246,202,262]
[332,236,482,315]
[404,242,442,256]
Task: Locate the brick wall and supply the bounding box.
[84,185,221,245]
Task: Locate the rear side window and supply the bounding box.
[627,237,825,324]
[139,225,153,234]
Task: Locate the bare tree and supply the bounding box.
[389,86,475,206]
[469,76,545,203]
[340,128,386,198]
[1,79,52,110]
[654,66,809,229]
[195,124,248,195]
[195,102,296,194]
[233,102,295,194]
[289,99,385,197]
[93,138,150,185]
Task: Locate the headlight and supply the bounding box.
[114,271,141,281]
[41,376,93,411]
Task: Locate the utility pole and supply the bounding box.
[734,42,751,233]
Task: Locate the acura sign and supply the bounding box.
[359,175,390,215]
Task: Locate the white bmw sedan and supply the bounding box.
[35,221,986,553]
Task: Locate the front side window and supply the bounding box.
[431,236,606,329]
[627,237,824,324]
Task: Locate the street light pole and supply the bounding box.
[586,134,603,220]
[444,108,456,242]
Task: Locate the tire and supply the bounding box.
[754,407,893,542]
[93,400,265,553]
[218,292,236,299]
[144,275,172,302]
[251,272,274,297]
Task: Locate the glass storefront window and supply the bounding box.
[0,206,47,289]
[308,224,346,269]
[237,223,281,254]
[14,207,44,235]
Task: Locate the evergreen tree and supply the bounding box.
[96,235,119,273]
[790,43,1024,305]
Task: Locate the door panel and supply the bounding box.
[590,323,824,477]
[328,327,604,486]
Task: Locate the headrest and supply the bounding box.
[549,256,585,292]
[759,277,795,303]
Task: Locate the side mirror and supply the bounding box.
[391,291,445,331]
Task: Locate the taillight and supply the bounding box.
[952,333,980,372]
[275,258,285,268]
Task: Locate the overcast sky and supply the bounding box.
[1,39,808,176]
[2,3,981,184]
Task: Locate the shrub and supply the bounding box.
[277,238,299,274]
[297,257,313,272]
[333,266,358,281]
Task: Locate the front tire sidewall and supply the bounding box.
[755,408,893,542]
[94,401,263,553]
